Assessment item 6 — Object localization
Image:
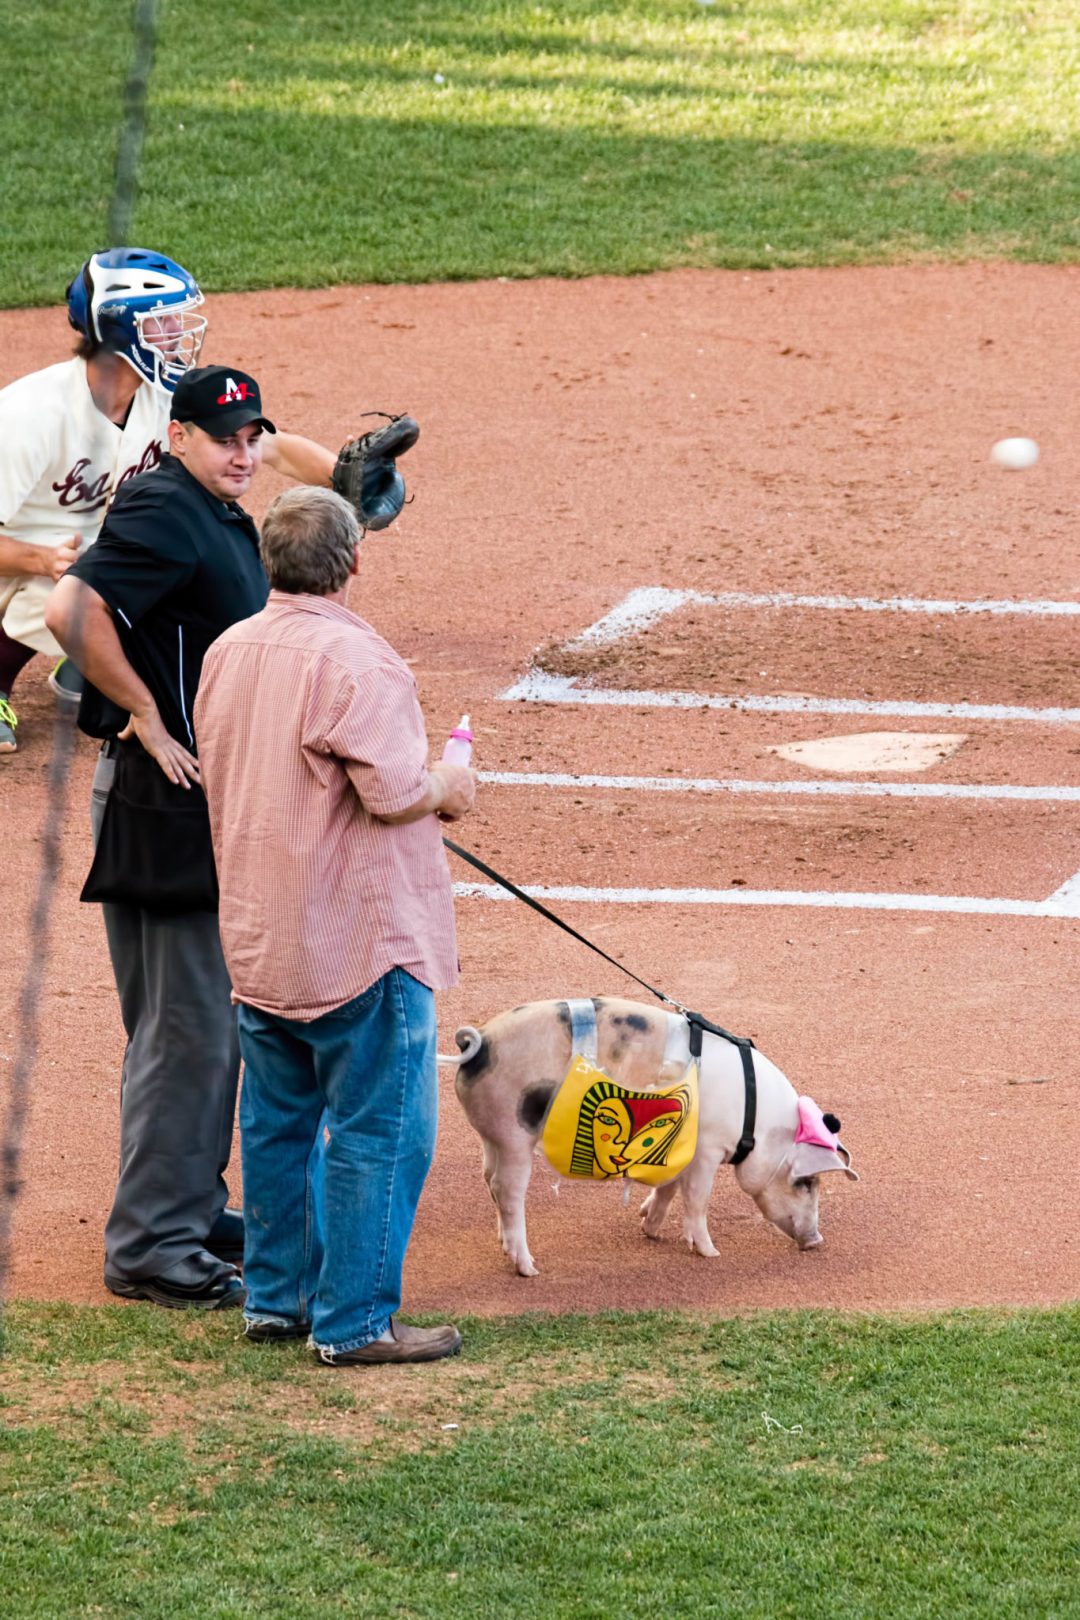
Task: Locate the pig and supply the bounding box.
[443,996,857,1277]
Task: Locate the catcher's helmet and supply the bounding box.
[66,247,206,394]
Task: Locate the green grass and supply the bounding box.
[4,6,1079,1611]
[3,0,1079,304]
[3,1301,1079,1618]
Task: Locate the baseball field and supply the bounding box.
[2,3,1079,1615]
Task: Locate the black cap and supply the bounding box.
[170,366,276,436]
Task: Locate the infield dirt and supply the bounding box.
[2,264,1078,1316]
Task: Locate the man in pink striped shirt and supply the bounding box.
[195,486,476,1365]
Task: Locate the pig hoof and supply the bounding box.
[514,1257,539,1278]
[686,1235,720,1259]
[799,1234,824,1250]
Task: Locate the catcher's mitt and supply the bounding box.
[331,412,420,531]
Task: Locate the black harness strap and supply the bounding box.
[443,838,758,1165]
[686,1012,757,1166]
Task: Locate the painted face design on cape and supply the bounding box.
[579,1082,689,1179]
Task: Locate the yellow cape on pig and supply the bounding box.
[541,1055,699,1185]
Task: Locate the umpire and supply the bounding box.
[46,365,279,1309]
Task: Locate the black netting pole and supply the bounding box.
[0,0,159,1329]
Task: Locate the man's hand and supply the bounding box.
[119,707,202,788]
[0,534,81,582]
[430,761,476,821]
[49,538,81,582]
[372,761,477,826]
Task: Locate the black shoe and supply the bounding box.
[206,1206,245,1265]
[244,1316,312,1344]
[105,1251,246,1311]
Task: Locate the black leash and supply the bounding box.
[443,837,758,1164]
[442,836,685,1012]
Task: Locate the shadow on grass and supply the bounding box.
[3,0,1078,301]
[123,115,1080,292]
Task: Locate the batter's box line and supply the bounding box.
[499,669,1080,726]
[500,584,1080,723]
[561,586,1080,652]
[476,771,1080,803]
[452,873,1080,921]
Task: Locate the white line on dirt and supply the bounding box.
[451,882,1080,919]
[562,585,1080,649]
[1046,869,1080,906]
[477,771,1080,803]
[499,669,1080,724]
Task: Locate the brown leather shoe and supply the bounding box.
[313,1319,462,1366]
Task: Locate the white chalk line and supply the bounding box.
[565,586,1080,650]
[500,669,1080,725]
[477,771,1080,804]
[1047,870,1080,906]
[484,587,1080,917]
[452,881,1080,920]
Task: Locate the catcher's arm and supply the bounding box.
[0,534,81,581]
[261,430,336,486]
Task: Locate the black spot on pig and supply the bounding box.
[556,1004,571,1028]
[458,1036,493,1085]
[625,1013,650,1033]
[519,1084,556,1132]
[823,1112,841,1133]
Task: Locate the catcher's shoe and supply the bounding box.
[48,657,83,704]
[0,694,17,754]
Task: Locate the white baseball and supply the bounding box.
[990,437,1039,470]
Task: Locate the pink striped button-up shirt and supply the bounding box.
[194,590,458,1020]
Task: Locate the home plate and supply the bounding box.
[768,731,967,774]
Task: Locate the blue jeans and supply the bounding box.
[237,968,438,1355]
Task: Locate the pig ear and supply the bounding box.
[790,1142,860,1182]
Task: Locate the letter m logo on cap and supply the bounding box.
[217,376,252,405]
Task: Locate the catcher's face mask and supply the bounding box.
[136,306,207,390]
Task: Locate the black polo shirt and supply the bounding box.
[72,454,268,745]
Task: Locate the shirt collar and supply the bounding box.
[266,589,365,627]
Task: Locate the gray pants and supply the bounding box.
[91,751,240,1280]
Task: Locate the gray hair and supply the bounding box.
[260,487,360,595]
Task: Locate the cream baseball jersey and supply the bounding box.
[0,358,167,653]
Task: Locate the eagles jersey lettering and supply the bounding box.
[0,358,167,654]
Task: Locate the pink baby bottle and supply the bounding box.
[441,715,473,767]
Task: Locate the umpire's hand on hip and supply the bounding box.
[120,706,202,788]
